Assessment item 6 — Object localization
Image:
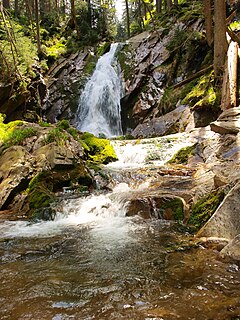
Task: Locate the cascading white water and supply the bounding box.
[76,43,123,137]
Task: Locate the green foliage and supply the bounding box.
[168,144,196,164]
[67,127,79,140]
[80,132,118,164]
[2,127,36,149]
[188,189,225,230]
[117,44,135,80]
[83,54,97,75]
[43,37,67,63]
[44,128,68,145]
[39,121,51,127]
[159,80,197,114]
[57,119,70,130]
[0,114,36,151]
[0,19,38,82]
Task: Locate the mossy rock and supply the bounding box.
[168,144,196,164]
[158,197,185,222]
[80,132,118,164]
[188,189,225,231]
[27,172,55,216]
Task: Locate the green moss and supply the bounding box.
[188,189,225,230]
[80,132,118,164]
[83,54,97,76]
[168,144,196,164]
[27,172,54,213]
[159,79,197,115]
[182,71,219,110]
[117,44,135,80]
[1,127,37,152]
[96,42,111,57]
[162,198,185,221]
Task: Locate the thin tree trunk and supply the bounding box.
[214,0,228,79]
[156,0,162,13]
[203,0,213,46]
[125,0,130,38]
[166,0,172,11]
[221,41,238,110]
[14,0,19,16]
[35,0,41,55]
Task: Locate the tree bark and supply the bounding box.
[203,0,213,46]
[35,0,41,55]
[166,0,172,11]
[125,0,130,38]
[156,0,162,13]
[221,41,238,110]
[214,0,228,79]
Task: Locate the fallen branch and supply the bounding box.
[172,64,213,89]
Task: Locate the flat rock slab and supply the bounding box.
[197,182,240,240]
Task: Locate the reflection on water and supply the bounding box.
[0,215,240,320]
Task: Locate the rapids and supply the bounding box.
[1,43,240,319]
[0,135,240,320]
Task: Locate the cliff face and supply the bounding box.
[118,16,216,137]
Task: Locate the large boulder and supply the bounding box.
[210,107,240,135]
[0,122,94,218]
[0,146,34,210]
[197,182,240,240]
[131,105,194,138]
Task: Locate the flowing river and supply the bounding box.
[0,45,240,320]
[0,136,240,320]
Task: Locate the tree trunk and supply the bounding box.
[221,41,238,110]
[14,0,19,16]
[35,0,41,55]
[174,0,178,5]
[203,0,213,46]
[214,0,228,79]
[166,0,172,11]
[125,0,130,38]
[70,0,79,37]
[156,0,162,13]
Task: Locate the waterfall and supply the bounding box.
[76,43,123,137]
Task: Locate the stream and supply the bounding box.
[0,136,240,320]
[0,44,240,320]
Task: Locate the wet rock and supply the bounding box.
[131,105,194,138]
[220,234,240,261]
[197,182,240,240]
[125,194,187,221]
[43,50,91,123]
[210,107,240,134]
[0,122,95,217]
[0,146,34,210]
[197,237,229,251]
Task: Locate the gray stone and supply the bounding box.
[220,234,240,261]
[197,182,240,240]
